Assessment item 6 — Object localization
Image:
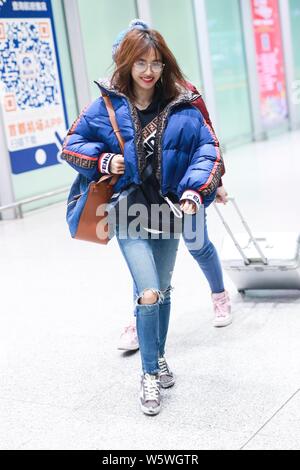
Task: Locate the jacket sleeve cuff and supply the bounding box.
[98,153,115,175]
[180,190,203,211]
[218,178,223,188]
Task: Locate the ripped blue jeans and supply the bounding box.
[131,208,225,315]
[116,227,179,375]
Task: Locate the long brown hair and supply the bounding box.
[111,29,187,101]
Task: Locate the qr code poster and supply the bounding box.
[0,0,68,174]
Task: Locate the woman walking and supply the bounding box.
[112,21,231,353]
[62,26,224,415]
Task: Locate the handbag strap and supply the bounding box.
[97,93,125,186]
[102,93,125,153]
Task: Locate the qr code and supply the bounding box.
[0,20,60,110]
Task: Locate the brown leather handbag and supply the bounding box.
[74,94,125,245]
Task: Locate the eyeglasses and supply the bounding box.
[133,60,165,73]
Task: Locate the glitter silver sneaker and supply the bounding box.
[139,373,161,416]
[158,357,175,389]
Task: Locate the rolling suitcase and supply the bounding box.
[213,198,300,293]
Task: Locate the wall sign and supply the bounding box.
[0,0,68,174]
[251,0,288,127]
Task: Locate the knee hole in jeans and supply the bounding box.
[137,289,163,305]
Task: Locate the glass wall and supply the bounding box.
[290,0,300,81]
[290,0,300,127]
[10,0,77,209]
[77,0,138,101]
[205,0,252,146]
[7,0,299,214]
[149,0,202,91]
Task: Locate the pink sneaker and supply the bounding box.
[212,291,232,327]
[118,322,139,351]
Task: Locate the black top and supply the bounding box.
[132,91,181,233]
[117,90,181,234]
[136,92,165,129]
[135,92,166,207]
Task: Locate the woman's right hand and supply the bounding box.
[110,154,125,175]
[215,186,229,205]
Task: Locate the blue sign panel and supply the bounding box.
[0,0,68,174]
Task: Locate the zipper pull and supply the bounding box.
[163,196,183,219]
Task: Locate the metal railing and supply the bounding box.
[0,187,70,219]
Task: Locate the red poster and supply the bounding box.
[251,0,288,127]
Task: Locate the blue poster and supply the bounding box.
[0,0,68,174]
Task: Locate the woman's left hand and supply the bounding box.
[180,200,197,215]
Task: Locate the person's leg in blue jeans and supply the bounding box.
[149,237,178,358]
[183,205,232,327]
[116,228,179,415]
[116,229,179,375]
[149,237,178,388]
[183,209,224,294]
[127,249,177,363]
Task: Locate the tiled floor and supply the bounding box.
[0,131,300,450]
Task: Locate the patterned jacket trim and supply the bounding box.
[197,119,224,196]
[61,151,98,170]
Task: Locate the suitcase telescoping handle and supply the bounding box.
[213,197,268,266]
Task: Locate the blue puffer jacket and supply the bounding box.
[62,80,223,234]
